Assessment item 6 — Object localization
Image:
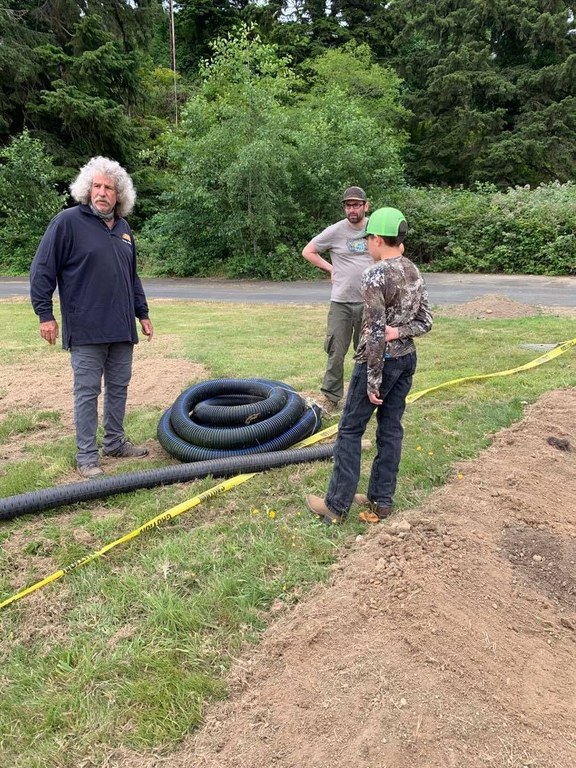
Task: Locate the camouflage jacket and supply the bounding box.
[354,256,433,394]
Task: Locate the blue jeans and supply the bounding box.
[325,353,417,516]
[70,343,134,466]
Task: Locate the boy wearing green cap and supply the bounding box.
[306,207,433,524]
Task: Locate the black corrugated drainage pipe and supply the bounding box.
[0,379,330,520]
[0,444,334,521]
[157,378,323,461]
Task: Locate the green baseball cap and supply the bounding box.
[364,207,407,237]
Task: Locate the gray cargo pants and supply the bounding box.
[321,301,364,403]
[70,342,134,467]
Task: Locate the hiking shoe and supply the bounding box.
[306,494,343,525]
[358,503,392,524]
[78,463,104,479]
[102,440,149,458]
[317,396,341,417]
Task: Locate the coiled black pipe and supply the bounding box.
[157,378,323,461]
[0,379,330,520]
[0,444,334,521]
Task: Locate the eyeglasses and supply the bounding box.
[344,202,365,210]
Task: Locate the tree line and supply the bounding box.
[0,0,575,276]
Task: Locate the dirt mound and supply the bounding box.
[438,294,542,319]
[115,388,576,768]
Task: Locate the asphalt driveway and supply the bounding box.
[2,273,575,306]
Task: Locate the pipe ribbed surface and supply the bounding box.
[157,378,323,461]
[0,444,334,520]
[0,378,330,520]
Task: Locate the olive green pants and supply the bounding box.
[321,301,364,403]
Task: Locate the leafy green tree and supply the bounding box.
[292,41,408,221]
[145,24,300,275]
[395,0,576,187]
[0,131,66,273]
[144,30,407,277]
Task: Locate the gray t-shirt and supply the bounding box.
[311,218,373,303]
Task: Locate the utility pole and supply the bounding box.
[168,0,178,125]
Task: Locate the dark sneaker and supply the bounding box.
[306,494,343,525]
[358,503,392,524]
[78,463,104,479]
[103,441,149,458]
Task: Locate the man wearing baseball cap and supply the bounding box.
[306,207,433,525]
[302,186,373,414]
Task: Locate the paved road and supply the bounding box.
[2,273,575,306]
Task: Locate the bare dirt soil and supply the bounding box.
[0,333,205,465]
[3,297,576,768]
[166,386,576,768]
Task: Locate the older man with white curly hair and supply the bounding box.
[30,156,154,478]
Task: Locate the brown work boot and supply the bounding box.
[306,494,343,525]
[358,503,392,524]
[317,396,340,417]
[77,463,104,479]
[102,440,149,458]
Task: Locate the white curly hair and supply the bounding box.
[69,156,137,218]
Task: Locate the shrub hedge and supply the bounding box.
[391,181,575,275]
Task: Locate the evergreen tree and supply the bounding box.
[0,2,46,141]
[396,0,576,187]
[174,0,250,72]
[29,13,141,165]
[0,0,169,170]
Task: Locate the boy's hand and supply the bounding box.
[368,391,383,406]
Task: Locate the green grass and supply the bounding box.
[0,299,575,767]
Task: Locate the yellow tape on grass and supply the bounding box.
[0,426,338,610]
[407,337,576,404]
[3,333,575,611]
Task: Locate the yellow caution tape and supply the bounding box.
[3,338,574,611]
[0,474,253,610]
[407,337,576,404]
[0,426,337,610]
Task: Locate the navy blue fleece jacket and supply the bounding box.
[30,205,149,349]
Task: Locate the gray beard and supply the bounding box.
[90,203,115,221]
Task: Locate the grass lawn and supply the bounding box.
[0,299,575,768]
